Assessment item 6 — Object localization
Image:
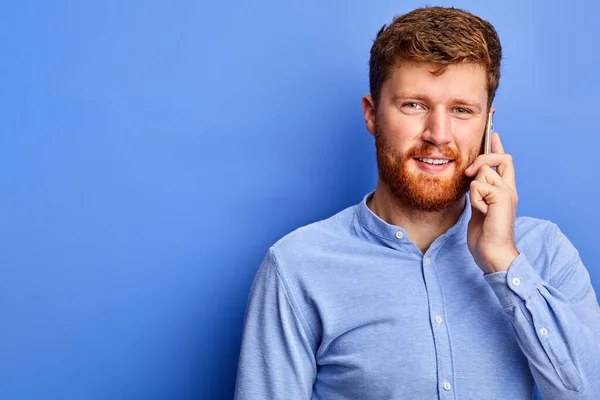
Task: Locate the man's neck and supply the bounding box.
[366,181,466,254]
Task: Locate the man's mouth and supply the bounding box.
[415,157,454,165]
[413,157,455,174]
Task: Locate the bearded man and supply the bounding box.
[234,6,600,400]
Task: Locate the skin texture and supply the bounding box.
[362,61,519,273]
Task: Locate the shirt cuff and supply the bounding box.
[483,253,545,308]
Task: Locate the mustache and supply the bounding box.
[404,144,460,160]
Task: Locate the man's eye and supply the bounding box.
[454,107,471,114]
[405,103,423,109]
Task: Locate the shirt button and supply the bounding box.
[425,258,431,266]
[435,315,443,324]
[395,231,404,239]
[512,277,521,286]
[443,381,452,391]
[540,328,548,336]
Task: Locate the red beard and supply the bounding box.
[374,122,479,212]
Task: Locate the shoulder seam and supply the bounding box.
[269,246,319,347]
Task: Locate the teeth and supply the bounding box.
[418,158,451,165]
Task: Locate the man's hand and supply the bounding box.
[464,132,520,274]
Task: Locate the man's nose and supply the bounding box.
[421,109,452,146]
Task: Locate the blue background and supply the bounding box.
[1,0,598,398]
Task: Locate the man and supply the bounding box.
[234,6,600,400]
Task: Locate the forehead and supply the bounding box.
[384,62,488,104]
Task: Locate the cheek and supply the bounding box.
[457,137,483,163]
[379,115,423,147]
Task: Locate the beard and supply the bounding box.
[374,119,480,212]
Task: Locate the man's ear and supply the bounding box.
[362,94,376,136]
[490,105,496,115]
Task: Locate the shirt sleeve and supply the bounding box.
[234,247,317,400]
[484,224,600,400]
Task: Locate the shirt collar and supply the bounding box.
[355,190,472,252]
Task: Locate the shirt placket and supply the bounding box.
[422,252,456,400]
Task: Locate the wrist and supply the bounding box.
[484,247,520,273]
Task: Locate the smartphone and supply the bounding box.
[484,111,493,154]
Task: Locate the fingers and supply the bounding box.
[469,154,518,215]
[471,160,518,206]
[469,180,512,216]
[474,164,510,190]
[465,153,516,189]
[465,132,516,191]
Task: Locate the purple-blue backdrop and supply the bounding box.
[1,0,598,398]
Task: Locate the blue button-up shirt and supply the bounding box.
[234,191,600,399]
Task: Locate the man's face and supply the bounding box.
[364,62,491,212]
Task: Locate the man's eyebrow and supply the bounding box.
[392,91,430,102]
[393,91,483,112]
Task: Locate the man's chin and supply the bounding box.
[406,168,456,186]
[402,190,464,212]
[389,176,469,212]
